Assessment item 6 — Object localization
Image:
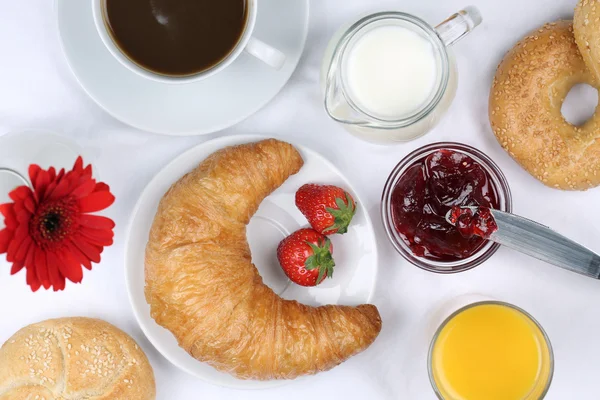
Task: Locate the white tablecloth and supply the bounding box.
[1,0,599,398]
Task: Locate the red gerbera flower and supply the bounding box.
[0,157,115,292]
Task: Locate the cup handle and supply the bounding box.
[435,6,482,47]
[244,37,286,70]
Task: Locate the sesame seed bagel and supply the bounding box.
[575,0,600,82]
[489,21,600,190]
[0,318,156,400]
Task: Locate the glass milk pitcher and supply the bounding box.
[321,7,482,144]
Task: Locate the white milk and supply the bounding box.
[343,25,438,119]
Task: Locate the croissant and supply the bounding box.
[145,139,381,380]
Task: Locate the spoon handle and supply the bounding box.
[489,209,600,279]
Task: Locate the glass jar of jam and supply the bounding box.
[381,142,512,273]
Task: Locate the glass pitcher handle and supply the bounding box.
[435,6,482,47]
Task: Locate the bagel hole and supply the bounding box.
[561,84,599,126]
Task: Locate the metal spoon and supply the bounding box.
[445,207,600,279]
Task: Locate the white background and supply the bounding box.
[1,0,600,399]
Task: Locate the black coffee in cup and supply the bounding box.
[103,0,248,77]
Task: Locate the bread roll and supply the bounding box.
[0,318,155,399]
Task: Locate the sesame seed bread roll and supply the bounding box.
[489,21,600,190]
[0,318,156,400]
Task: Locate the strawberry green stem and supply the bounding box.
[304,238,335,284]
[324,193,356,234]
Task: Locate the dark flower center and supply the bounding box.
[30,197,79,249]
[43,212,61,233]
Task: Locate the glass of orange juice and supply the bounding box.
[428,301,554,400]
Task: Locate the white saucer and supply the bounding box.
[124,134,378,389]
[55,0,309,135]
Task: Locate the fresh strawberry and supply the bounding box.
[295,184,357,235]
[277,228,335,287]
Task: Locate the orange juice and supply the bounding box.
[429,302,553,400]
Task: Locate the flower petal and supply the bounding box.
[10,262,24,275]
[26,264,41,292]
[9,186,32,202]
[34,169,51,200]
[78,228,114,247]
[12,198,28,217]
[79,191,115,213]
[34,247,50,289]
[57,249,83,284]
[3,214,17,230]
[28,164,41,184]
[65,241,92,270]
[48,167,56,182]
[94,182,110,193]
[0,229,12,253]
[79,215,115,230]
[73,156,84,172]
[14,236,32,262]
[46,251,65,291]
[47,175,71,200]
[68,171,92,198]
[23,196,36,214]
[0,204,18,229]
[70,238,101,264]
[0,203,12,217]
[6,224,29,263]
[23,245,40,289]
[70,178,97,199]
[24,241,35,266]
[15,208,31,225]
[44,169,67,200]
[83,164,93,178]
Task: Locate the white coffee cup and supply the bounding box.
[92,0,286,84]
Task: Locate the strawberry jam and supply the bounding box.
[449,207,498,240]
[390,149,500,261]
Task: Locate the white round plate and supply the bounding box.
[125,134,378,389]
[55,0,309,135]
